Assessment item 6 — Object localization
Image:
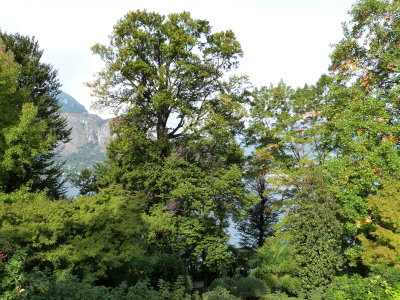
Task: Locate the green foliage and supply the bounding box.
[0,32,70,198]
[87,10,250,277]
[320,84,400,224]
[1,103,54,180]
[0,45,52,195]
[247,79,328,176]
[208,276,267,299]
[88,10,244,126]
[241,79,330,251]
[1,262,198,300]
[3,3,400,299]
[139,159,243,273]
[0,241,28,298]
[323,0,400,226]
[263,292,299,300]
[358,180,400,268]
[283,168,345,296]
[147,253,188,288]
[330,0,400,91]
[245,2,400,287]
[237,156,279,249]
[69,168,99,195]
[314,0,400,269]
[208,277,237,294]
[202,286,237,300]
[250,170,344,297]
[323,271,400,300]
[41,276,198,300]
[250,237,298,295]
[0,41,19,99]
[0,187,147,284]
[235,277,267,299]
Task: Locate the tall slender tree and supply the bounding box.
[284,167,345,297]
[236,156,279,249]
[238,80,330,250]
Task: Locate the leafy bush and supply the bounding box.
[149,253,188,288]
[235,277,267,299]
[209,276,267,299]
[250,237,298,295]
[263,292,299,300]
[0,241,27,299]
[3,272,199,300]
[0,187,147,285]
[202,286,237,300]
[209,277,237,294]
[322,268,400,300]
[371,265,400,287]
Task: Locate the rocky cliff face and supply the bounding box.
[61,113,111,155]
[56,92,112,174]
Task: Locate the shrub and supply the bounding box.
[149,253,187,288]
[235,277,267,299]
[263,292,299,300]
[202,286,237,300]
[209,276,267,299]
[209,277,237,294]
[322,269,400,300]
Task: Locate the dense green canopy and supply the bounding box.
[1,1,400,299]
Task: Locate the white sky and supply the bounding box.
[1,0,354,118]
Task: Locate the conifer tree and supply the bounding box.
[0,39,55,194]
[0,32,70,198]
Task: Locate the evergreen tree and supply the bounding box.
[0,40,55,194]
[284,167,345,297]
[237,160,279,249]
[0,32,70,198]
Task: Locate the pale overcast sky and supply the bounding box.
[1,0,354,117]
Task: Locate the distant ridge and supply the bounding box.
[59,113,110,174]
[57,91,88,114]
[55,91,111,174]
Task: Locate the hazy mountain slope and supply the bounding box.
[55,92,112,174]
[60,113,111,173]
[57,91,88,114]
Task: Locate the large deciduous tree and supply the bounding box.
[88,10,245,147]
[0,32,70,198]
[330,0,400,92]
[319,0,400,255]
[88,10,249,278]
